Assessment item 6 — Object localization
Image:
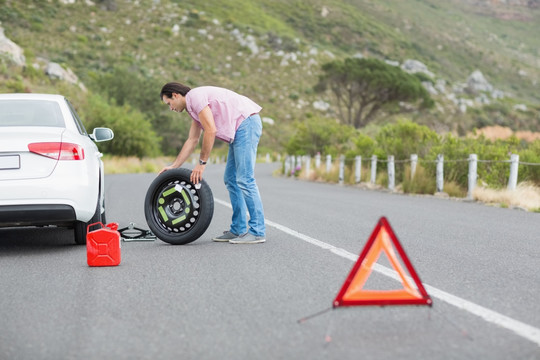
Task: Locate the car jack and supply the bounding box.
[118,222,156,242]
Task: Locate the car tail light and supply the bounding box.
[28,142,85,160]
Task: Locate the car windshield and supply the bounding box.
[0,100,65,127]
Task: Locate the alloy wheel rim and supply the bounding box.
[152,180,201,233]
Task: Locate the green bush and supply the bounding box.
[424,135,464,187]
[6,78,25,93]
[519,140,540,185]
[22,64,42,81]
[88,66,189,155]
[285,118,540,190]
[80,94,161,158]
[375,119,440,158]
[375,119,440,183]
[346,132,376,159]
[285,116,357,157]
[426,135,523,189]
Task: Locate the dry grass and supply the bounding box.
[103,156,174,174]
[471,125,540,142]
[473,182,540,212]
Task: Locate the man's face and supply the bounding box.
[163,93,184,113]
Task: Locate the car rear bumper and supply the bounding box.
[0,163,100,222]
[0,204,76,227]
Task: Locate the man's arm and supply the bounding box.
[159,120,202,174]
[197,106,217,162]
[189,106,216,184]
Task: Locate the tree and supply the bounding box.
[315,57,433,128]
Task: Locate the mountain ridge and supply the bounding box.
[0,0,538,152]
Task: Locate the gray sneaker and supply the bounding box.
[212,231,242,242]
[229,233,266,244]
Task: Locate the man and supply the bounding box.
[159,82,266,244]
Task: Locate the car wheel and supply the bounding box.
[74,194,104,245]
[144,168,214,245]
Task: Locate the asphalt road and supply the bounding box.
[0,162,539,360]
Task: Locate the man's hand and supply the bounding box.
[159,165,174,175]
[190,164,206,184]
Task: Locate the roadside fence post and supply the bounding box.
[315,153,321,169]
[410,154,418,180]
[388,155,395,191]
[370,155,377,185]
[266,153,271,163]
[467,154,477,200]
[326,155,332,173]
[284,155,291,175]
[355,156,362,184]
[339,155,345,185]
[508,154,519,190]
[436,154,444,192]
[305,155,311,180]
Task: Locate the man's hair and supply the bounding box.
[160,82,191,100]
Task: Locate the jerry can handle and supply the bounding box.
[87,222,119,233]
[87,222,104,233]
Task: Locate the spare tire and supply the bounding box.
[144,168,214,245]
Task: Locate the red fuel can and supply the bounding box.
[86,222,121,267]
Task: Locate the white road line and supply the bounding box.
[214,197,540,347]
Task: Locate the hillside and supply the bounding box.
[0,0,539,154]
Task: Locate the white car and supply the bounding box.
[0,93,114,244]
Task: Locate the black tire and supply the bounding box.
[74,196,104,245]
[144,168,214,245]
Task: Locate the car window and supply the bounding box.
[66,99,88,136]
[0,100,65,127]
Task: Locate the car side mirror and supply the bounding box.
[90,127,114,142]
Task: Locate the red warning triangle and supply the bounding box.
[333,217,432,307]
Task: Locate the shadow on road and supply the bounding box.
[0,227,79,254]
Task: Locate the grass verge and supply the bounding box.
[473,182,540,212]
[103,156,174,174]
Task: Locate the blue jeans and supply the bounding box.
[224,114,265,237]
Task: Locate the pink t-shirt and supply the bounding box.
[185,86,262,143]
